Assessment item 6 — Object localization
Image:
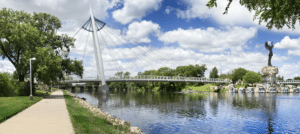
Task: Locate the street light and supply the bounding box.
[30,57,36,100]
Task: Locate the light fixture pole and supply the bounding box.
[30,57,36,100]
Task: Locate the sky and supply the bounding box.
[1,0,300,80]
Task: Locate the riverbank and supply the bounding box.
[0,96,43,123]
[182,83,229,93]
[63,90,145,134]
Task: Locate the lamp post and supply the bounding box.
[30,57,36,100]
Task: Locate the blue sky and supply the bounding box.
[1,0,300,80]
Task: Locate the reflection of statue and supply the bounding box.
[265,41,274,66]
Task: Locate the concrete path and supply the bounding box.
[0,90,74,134]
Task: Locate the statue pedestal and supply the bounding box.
[260,66,278,92]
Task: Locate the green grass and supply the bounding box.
[35,87,60,96]
[62,90,130,134]
[182,84,215,92]
[35,90,52,96]
[0,96,43,123]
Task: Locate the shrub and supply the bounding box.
[244,84,250,88]
[0,73,14,97]
[17,81,36,96]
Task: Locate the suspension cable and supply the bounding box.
[72,28,82,38]
[105,26,180,70]
[97,30,122,73]
[106,25,206,76]
[99,28,141,73]
[81,31,90,62]
[102,27,156,70]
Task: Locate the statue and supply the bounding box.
[265,41,274,66]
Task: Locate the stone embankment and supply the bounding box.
[65,90,145,134]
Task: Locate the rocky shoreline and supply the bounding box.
[65,90,145,134]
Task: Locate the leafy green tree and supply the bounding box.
[206,0,300,30]
[0,72,14,96]
[0,8,83,84]
[209,67,219,78]
[176,64,207,77]
[142,70,156,76]
[277,75,284,81]
[294,76,300,80]
[124,71,130,76]
[287,78,293,81]
[242,71,262,85]
[219,74,227,79]
[231,68,249,84]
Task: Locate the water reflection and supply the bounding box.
[71,89,300,134]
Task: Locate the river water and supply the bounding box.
[70,89,300,134]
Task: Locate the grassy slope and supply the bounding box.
[0,96,43,123]
[62,90,129,134]
[181,83,230,92]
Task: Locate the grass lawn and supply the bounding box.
[182,84,229,92]
[0,96,43,123]
[62,90,130,134]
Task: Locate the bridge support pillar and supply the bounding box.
[99,85,109,94]
[71,86,76,93]
[218,83,224,90]
[80,86,84,92]
[94,86,99,92]
[87,86,93,92]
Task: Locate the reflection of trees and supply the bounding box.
[208,93,225,116]
[230,93,260,109]
[99,91,207,118]
[230,92,277,133]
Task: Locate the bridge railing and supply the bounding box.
[106,75,228,82]
[277,80,300,83]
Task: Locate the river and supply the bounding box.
[70,89,300,134]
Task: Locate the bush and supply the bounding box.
[0,73,14,97]
[244,84,250,88]
[16,81,36,96]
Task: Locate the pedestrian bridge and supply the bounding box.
[61,75,230,84]
[60,76,300,85]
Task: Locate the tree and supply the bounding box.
[176,64,207,77]
[231,67,249,83]
[206,0,300,30]
[287,78,293,81]
[209,66,219,78]
[218,74,227,79]
[294,76,300,80]
[0,8,83,84]
[242,71,262,85]
[277,75,284,81]
[142,70,156,76]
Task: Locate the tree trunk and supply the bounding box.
[19,74,25,82]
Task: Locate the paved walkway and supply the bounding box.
[0,90,74,134]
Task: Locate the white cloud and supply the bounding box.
[165,6,174,14]
[0,60,15,74]
[112,0,163,24]
[0,0,122,33]
[76,44,291,79]
[158,26,257,54]
[125,20,161,43]
[167,0,300,34]
[168,0,254,26]
[274,36,300,56]
[279,63,300,80]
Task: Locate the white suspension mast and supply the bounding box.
[90,6,106,85]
